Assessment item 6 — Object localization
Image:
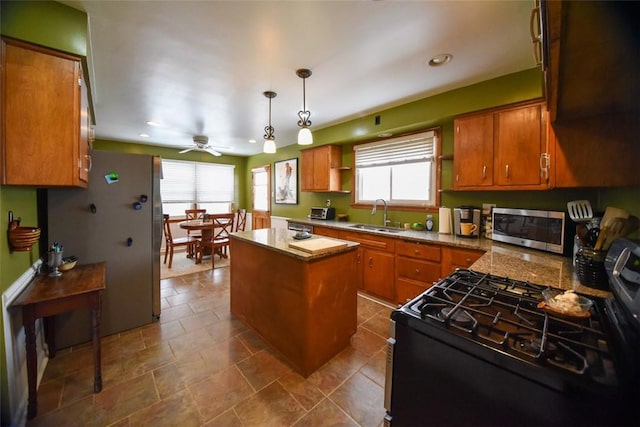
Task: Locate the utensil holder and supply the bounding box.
[575,248,608,289]
[48,250,64,277]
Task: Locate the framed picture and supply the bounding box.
[274,158,298,204]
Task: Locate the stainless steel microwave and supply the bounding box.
[491,208,566,255]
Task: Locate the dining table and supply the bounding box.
[179,216,233,263]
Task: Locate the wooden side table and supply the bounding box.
[10,262,106,419]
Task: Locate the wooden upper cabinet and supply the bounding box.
[454,101,549,191]
[1,38,88,187]
[544,0,639,123]
[542,1,640,188]
[494,103,548,188]
[453,113,494,188]
[300,145,342,192]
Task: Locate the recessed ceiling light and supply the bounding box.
[378,132,393,138]
[428,53,453,67]
[139,133,150,138]
[248,139,257,144]
[145,120,161,126]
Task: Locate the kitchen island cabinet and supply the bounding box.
[1,37,90,187]
[229,228,359,377]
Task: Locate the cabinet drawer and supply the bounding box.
[447,248,483,267]
[313,226,341,238]
[339,231,396,252]
[396,278,430,305]
[397,257,440,284]
[396,240,441,261]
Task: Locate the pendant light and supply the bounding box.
[296,68,313,145]
[263,91,277,154]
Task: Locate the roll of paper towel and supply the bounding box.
[439,207,452,234]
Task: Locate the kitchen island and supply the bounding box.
[229,228,359,377]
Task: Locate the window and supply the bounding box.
[354,129,438,207]
[161,159,235,216]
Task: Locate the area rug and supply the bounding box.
[160,252,229,279]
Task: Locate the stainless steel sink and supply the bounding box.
[349,224,402,233]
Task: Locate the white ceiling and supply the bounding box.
[62,0,537,156]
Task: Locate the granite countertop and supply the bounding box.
[231,228,359,261]
[287,218,612,299]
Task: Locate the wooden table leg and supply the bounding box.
[43,316,57,358]
[91,292,103,393]
[23,306,38,420]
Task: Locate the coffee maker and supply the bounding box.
[454,206,481,238]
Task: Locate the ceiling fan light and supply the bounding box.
[263,138,276,154]
[297,127,313,145]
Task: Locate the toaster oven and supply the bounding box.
[309,207,335,220]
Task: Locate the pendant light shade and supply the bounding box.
[296,68,313,145]
[263,91,277,154]
[297,127,313,145]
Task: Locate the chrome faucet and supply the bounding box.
[371,199,390,227]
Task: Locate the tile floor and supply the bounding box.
[27,265,394,426]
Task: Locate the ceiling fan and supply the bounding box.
[179,135,222,157]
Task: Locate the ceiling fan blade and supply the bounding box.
[179,147,195,154]
[204,147,222,156]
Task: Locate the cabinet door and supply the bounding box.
[300,149,315,191]
[300,145,342,192]
[363,248,395,301]
[454,113,494,188]
[2,39,83,187]
[494,103,547,188]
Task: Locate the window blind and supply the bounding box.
[354,130,436,168]
[161,159,234,203]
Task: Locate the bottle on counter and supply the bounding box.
[426,215,434,232]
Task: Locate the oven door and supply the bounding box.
[385,309,633,427]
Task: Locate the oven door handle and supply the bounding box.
[612,247,630,278]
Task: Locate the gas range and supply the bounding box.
[400,269,618,391]
[385,241,640,426]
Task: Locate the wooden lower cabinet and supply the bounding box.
[314,225,486,304]
[339,231,396,301]
[396,240,442,305]
[441,247,484,277]
[362,249,395,301]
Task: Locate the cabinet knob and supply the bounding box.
[368,257,373,268]
[482,165,487,180]
[466,258,472,264]
[414,249,420,255]
[415,269,421,274]
[505,164,510,178]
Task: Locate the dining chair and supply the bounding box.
[235,208,247,232]
[194,213,235,267]
[185,209,206,220]
[162,214,198,268]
